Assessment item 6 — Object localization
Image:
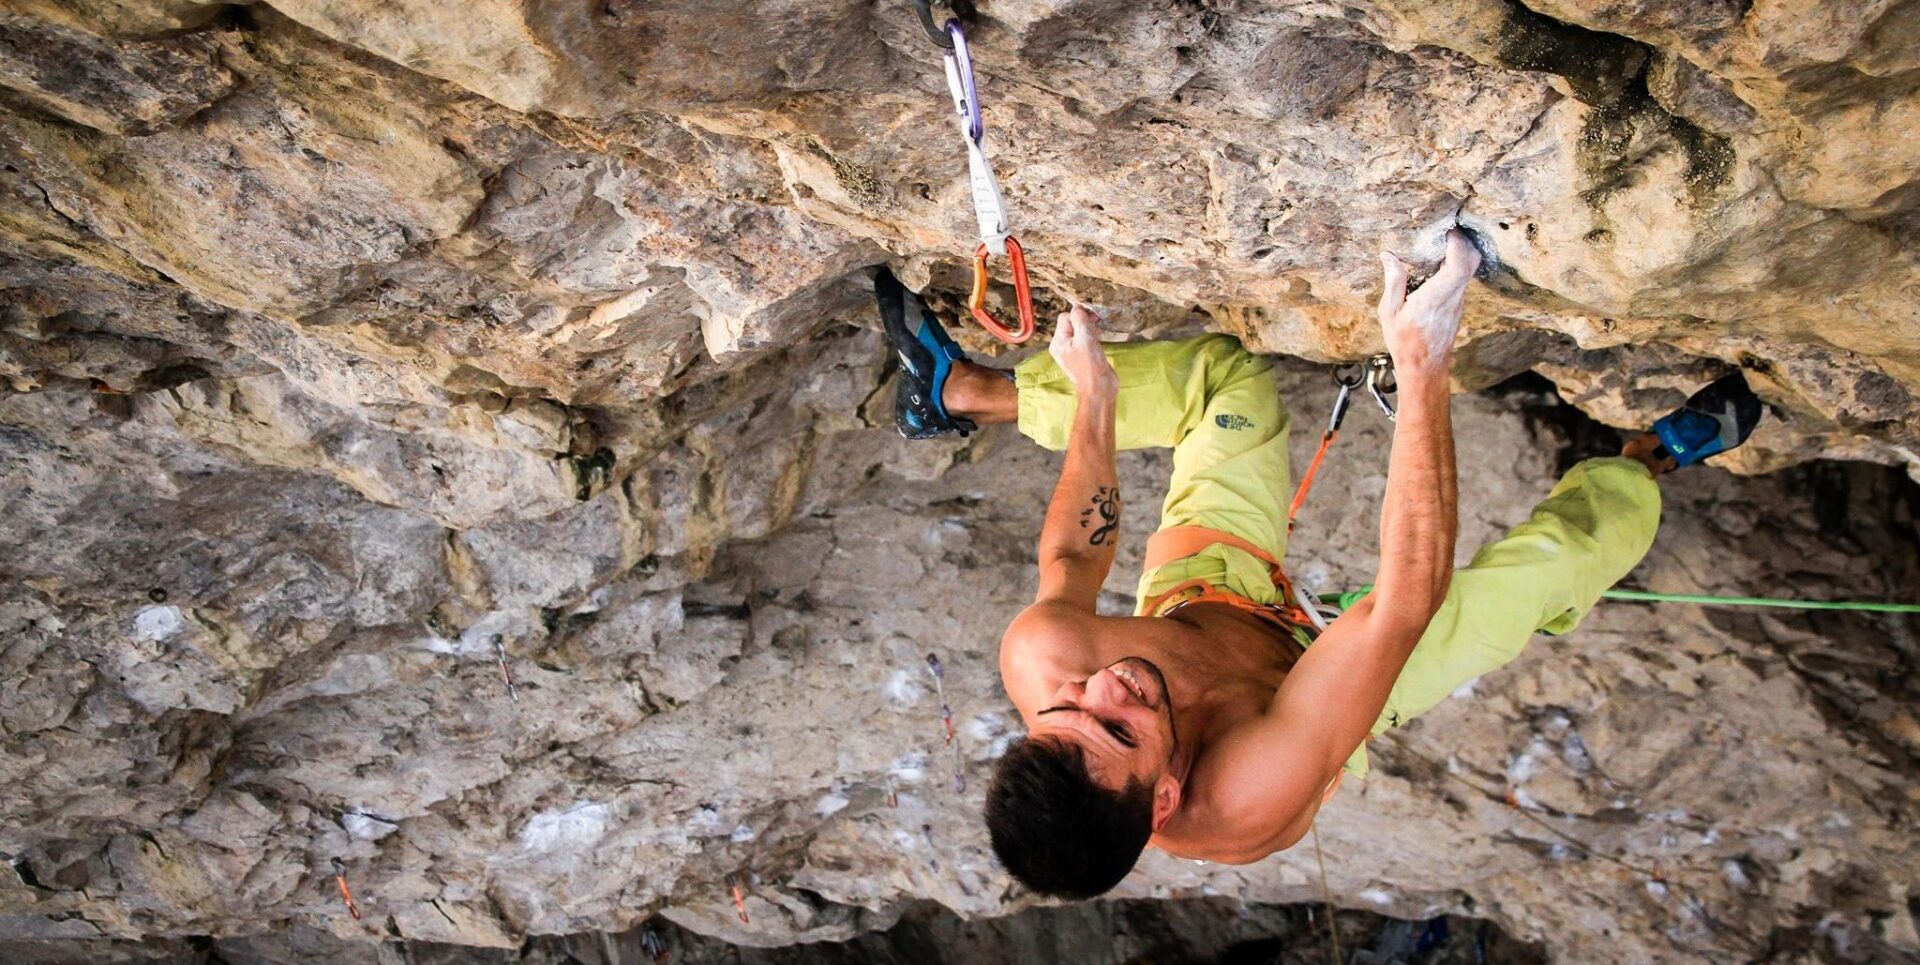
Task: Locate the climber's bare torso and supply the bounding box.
[987,232,1487,873]
[1000,601,1325,863]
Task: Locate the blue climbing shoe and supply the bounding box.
[1651,371,1764,467]
[875,267,977,440]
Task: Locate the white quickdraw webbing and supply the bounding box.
[942,28,1010,255]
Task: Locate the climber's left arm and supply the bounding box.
[1031,306,1120,611]
[998,308,1120,709]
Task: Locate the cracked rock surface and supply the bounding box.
[1,1,1918,962]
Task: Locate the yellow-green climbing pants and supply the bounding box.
[1014,334,1662,775]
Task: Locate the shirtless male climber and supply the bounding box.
[874,229,1764,899]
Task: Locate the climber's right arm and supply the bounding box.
[1169,233,1481,860]
[1230,233,1478,805]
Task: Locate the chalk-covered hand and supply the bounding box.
[1050,305,1118,399]
[1378,228,1481,378]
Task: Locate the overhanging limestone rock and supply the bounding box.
[1,2,1917,961]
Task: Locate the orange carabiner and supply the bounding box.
[727,874,750,924]
[330,858,362,921]
[969,237,1037,344]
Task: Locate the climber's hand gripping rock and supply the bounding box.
[1049,305,1118,400]
[1378,228,1480,378]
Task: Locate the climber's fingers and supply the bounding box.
[1050,305,1116,393]
[1050,309,1075,372]
[1069,304,1102,335]
[1377,251,1409,322]
[1399,230,1480,329]
[1434,228,1482,284]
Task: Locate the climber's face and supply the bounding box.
[1029,657,1179,795]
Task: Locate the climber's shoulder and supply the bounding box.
[998,602,1091,707]
[998,603,1160,712]
[1154,726,1327,864]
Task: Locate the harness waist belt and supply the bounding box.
[1140,525,1316,649]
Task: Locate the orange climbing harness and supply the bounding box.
[1142,357,1400,643]
[1139,525,1319,645]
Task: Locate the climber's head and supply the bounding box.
[984,656,1181,898]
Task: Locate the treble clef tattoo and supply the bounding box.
[1079,486,1121,546]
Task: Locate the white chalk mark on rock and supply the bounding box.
[343,813,399,841]
[134,606,183,641]
[519,802,611,853]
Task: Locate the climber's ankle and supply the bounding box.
[1622,432,1677,476]
[945,362,1019,424]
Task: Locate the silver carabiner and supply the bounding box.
[1327,364,1364,434]
[911,0,955,48]
[1365,354,1396,421]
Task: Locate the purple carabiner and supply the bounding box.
[946,20,984,144]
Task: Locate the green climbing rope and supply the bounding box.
[1327,586,1920,614]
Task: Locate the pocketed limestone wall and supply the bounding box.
[1,2,1917,960]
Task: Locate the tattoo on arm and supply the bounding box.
[1078,486,1121,546]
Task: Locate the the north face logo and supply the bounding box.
[1215,413,1253,430]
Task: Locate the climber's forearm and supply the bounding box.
[1369,370,1456,634]
[1269,370,1456,782]
[1033,387,1120,607]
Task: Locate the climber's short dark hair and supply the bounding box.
[984,736,1153,900]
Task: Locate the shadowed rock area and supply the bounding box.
[2,1,1918,962]
[0,900,1547,963]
